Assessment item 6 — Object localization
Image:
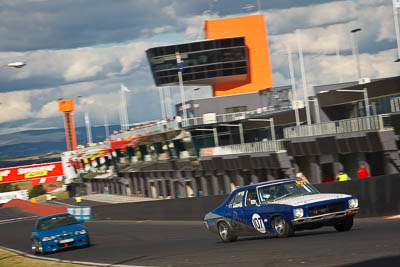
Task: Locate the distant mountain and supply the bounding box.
[0,125,121,165]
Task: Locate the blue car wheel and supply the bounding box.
[218,221,237,243]
[31,239,45,255]
[272,216,293,238]
[334,216,354,232]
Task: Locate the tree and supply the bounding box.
[0,183,13,193]
[29,185,46,198]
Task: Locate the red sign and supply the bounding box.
[0,162,63,184]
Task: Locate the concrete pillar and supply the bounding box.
[200,176,209,196]
[169,179,176,198]
[310,156,322,184]
[251,172,259,184]
[384,152,400,175]
[126,176,133,196]
[176,171,187,198]
[358,153,371,174]
[333,154,344,178]
[190,177,198,197]
[235,171,245,187]
[160,178,167,198]
[265,169,275,181]
[211,175,219,195]
[139,175,146,197]
[133,175,139,195]
[223,174,231,194]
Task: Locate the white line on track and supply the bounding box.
[0,216,37,225]
[384,214,400,219]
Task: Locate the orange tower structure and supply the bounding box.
[205,14,273,97]
[58,99,77,151]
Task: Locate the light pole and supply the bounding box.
[286,45,301,126]
[350,28,362,80]
[120,84,130,130]
[176,51,188,121]
[296,30,312,129]
[392,0,400,62]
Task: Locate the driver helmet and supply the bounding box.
[260,192,270,200]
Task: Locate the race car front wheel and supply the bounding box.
[272,216,293,238]
[32,239,45,255]
[334,216,354,232]
[218,221,237,243]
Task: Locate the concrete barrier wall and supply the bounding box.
[91,174,400,221]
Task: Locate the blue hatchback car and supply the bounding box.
[31,213,90,254]
[204,178,359,242]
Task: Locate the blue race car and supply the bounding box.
[204,178,359,242]
[31,213,90,254]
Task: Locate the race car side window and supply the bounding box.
[228,191,244,208]
[245,189,258,206]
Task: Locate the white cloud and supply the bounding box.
[0,91,33,123]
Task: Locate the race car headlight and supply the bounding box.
[42,236,56,242]
[293,208,304,218]
[348,198,358,209]
[75,229,87,235]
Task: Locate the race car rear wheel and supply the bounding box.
[272,216,293,238]
[334,216,354,232]
[218,221,237,243]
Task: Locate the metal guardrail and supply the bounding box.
[283,114,391,139]
[112,120,180,139]
[225,140,285,153]
[391,97,400,113]
[111,105,287,139]
[182,106,290,128]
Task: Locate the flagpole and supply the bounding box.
[176,51,188,121]
[123,90,129,129]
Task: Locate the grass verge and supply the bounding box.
[0,248,93,267]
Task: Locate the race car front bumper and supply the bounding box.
[291,208,359,225]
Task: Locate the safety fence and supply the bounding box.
[283,114,391,139]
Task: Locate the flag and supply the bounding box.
[120,84,130,92]
[394,0,400,8]
[176,51,184,72]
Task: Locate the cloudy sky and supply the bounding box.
[0,0,399,136]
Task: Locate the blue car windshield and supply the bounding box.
[258,180,319,203]
[38,214,78,231]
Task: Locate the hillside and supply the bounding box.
[0,125,120,168]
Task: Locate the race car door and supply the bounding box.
[225,190,245,233]
[243,188,269,235]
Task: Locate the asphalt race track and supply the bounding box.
[1,207,400,267]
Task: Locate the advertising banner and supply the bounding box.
[0,190,29,204]
[0,162,63,184]
[67,206,91,221]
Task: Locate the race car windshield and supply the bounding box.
[39,214,78,230]
[257,181,319,204]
